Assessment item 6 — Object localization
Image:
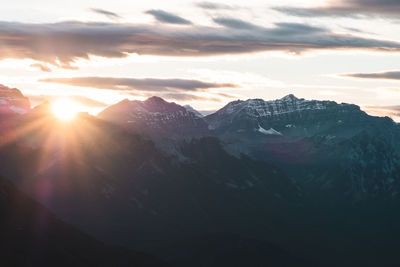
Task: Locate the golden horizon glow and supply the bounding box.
[51,98,81,121]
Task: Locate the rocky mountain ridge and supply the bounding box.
[0,84,30,115]
[98,96,209,139]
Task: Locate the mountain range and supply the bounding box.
[1,84,400,266]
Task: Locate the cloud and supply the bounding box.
[217,93,237,98]
[213,18,326,33]
[30,63,52,72]
[89,8,121,20]
[145,10,192,25]
[365,105,400,111]
[39,77,239,92]
[342,27,371,34]
[161,93,222,102]
[274,0,400,19]
[363,105,400,121]
[213,18,259,30]
[28,94,107,108]
[342,70,400,80]
[1,20,400,68]
[271,22,327,35]
[196,2,235,10]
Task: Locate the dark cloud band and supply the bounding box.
[145,10,192,25]
[343,71,400,80]
[39,77,239,92]
[89,8,121,20]
[274,0,400,18]
[196,2,235,10]
[1,20,400,68]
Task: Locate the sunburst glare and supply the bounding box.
[51,98,81,121]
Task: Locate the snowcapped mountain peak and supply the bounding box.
[144,96,167,105]
[142,96,185,113]
[0,84,30,115]
[184,105,203,117]
[246,99,265,105]
[215,95,332,118]
[280,94,299,102]
[105,97,184,115]
[98,96,209,138]
[204,95,364,138]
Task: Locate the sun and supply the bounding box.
[51,98,81,121]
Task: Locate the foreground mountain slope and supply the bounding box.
[0,175,166,267]
[145,233,312,267]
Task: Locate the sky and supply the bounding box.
[1,0,400,119]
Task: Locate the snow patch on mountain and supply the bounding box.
[258,125,282,136]
[184,105,203,117]
[218,94,329,118]
[10,105,28,114]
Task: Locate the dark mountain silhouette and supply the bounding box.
[144,233,312,267]
[0,175,166,267]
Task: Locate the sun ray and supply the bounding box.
[51,99,81,121]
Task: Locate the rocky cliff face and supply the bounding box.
[205,94,369,141]
[0,84,30,115]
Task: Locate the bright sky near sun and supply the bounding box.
[1,0,400,119]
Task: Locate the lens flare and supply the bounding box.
[51,98,80,121]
